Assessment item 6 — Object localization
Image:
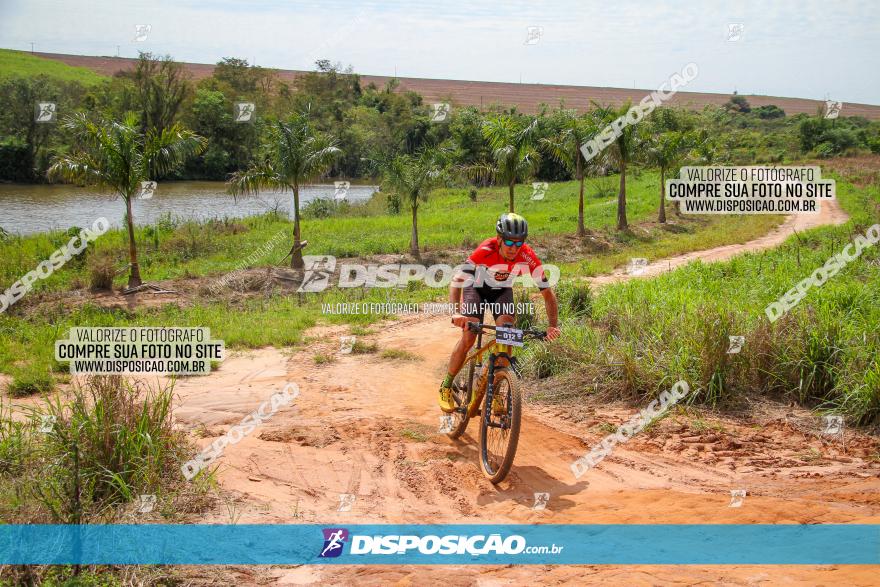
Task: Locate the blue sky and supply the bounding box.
[1,0,878,104]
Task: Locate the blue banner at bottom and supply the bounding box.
[1,524,877,565]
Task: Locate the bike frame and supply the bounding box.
[460,329,516,428]
[450,322,546,483]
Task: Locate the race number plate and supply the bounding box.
[495,326,524,347]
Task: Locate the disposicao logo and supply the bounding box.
[319,528,349,558]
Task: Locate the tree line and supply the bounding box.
[3,52,880,286]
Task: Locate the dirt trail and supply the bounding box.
[171,197,880,585]
[587,195,849,285]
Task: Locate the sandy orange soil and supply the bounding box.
[162,196,879,585]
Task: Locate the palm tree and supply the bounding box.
[540,110,606,236]
[228,112,341,269]
[598,102,641,231]
[381,150,448,259]
[469,115,540,212]
[643,130,693,223]
[48,112,206,288]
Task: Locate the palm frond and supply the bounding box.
[459,162,498,185]
[147,125,207,178]
[47,154,110,189]
[540,135,576,172]
[227,163,285,200]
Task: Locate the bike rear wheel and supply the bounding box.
[479,369,521,483]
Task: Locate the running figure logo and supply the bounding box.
[235,102,255,123]
[319,528,349,558]
[531,182,548,201]
[334,181,350,200]
[431,103,450,123]
[35,102,56,123]
[298,255,337,292]
[824,100,843,120]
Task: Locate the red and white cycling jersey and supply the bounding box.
[464,237,550,289]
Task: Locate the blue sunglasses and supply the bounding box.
[502,239,524,247]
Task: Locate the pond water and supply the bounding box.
[0,181,378,235]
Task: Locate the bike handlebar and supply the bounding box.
[467,322,547,341]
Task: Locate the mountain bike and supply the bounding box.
[446,322,546,483]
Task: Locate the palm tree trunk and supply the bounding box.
[410,199,420,259]
[508,180,515,212]
[576,157,585,237]
[291,184,304,269]
[125,196,142,288]
[658,167,667,224]
[617,159,628,230]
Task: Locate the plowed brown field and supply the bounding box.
[32,51,880,119]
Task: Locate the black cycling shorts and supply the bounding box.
[461,285,515,320]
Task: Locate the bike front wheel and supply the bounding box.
[446,376,471,440]
[479,369,521,483]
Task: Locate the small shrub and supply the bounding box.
[468,188,478,202]
[351,340,379,354]
[558,283,593,319]
[302,197,338,219]
[144,225,161,250]
[87,250,117,290]
[155,211,178,232]
[7,367,54,397]
[754,105,785,119]
[814,142,835,158]
[386,191,401,214]
[313,352,337,365]
[33,375,185,519]
[724,94,751,113]
[162,223,215,260]
[207,218,248,235]
[379,348,419,361]
[593,175,616,199]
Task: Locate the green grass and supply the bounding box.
[379,348,420,361]
[399,423,432,442]
[350,340,379,354]
[294,172,780,261]
[0,376,196,523]
[0,49,108,85]
[596,422,617,434]
[559,212,780,277]
[6,365,55,397]
[523,171,880,425]
[313,352,336,365]
[0,173,781,295]
[0,169,839,400]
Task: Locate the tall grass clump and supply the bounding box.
[0,376,193,525]
[521,175,880,424]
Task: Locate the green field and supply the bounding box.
[0,49,108,85]
[0,172,780,288]
[527,175,880,424]
[0,171,783,392]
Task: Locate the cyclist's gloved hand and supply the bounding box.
[545,326,561,341]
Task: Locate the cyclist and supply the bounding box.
[438,212,561,412]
